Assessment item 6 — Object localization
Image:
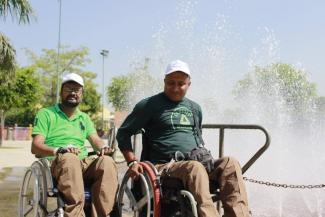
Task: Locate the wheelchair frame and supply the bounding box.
[18,124,118,217]
[18,158,64,217]
[117,161,198,217]
[117,124,270,217]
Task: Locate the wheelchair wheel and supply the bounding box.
[178,190,197,217]
[160,179,197,217]
[19,161,48,217]
[117,172,152,217]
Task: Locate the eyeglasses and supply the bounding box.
[63,87,83,94]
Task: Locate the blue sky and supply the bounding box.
[2,0,325,98]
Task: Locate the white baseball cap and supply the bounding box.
[61,73,84,87]
[165,60,191,77]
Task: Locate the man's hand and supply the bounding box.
[98,145,115,156]
[127,161,143,179]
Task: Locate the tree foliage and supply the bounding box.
[107,58,161,111]
[0,0,34,84]
[0,67,42,128]
[233,63,318,123]
[80,74,101,116]
[5,107,39,126]
[0,0,34,24]
[0,34,16,82]
[107,75,131,111]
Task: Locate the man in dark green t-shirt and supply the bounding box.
[32,73,118,217]
[117,60,251,217]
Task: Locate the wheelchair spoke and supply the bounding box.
[136,195,149,210]
[124,186,138,209]
[117,173,152,217]
[24,205,34,216]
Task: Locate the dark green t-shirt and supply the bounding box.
[32,104,97,160]
[117,92,202,163]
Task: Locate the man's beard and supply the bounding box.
[61,98,80,108]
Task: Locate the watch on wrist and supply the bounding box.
[127,160,138,168]
[55,147,68,155]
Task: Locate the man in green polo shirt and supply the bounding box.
[32,73,118,217]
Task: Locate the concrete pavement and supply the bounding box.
[0,140,36,170]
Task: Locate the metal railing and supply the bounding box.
[202,124,270,174]
[116,124,271,173]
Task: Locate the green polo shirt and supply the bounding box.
[32,104,96,160]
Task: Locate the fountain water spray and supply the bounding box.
[123,1,325,216]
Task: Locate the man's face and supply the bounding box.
[164,71,191,102]
[60,82,83,107]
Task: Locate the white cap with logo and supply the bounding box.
[165,60,191,77]
[61,73,84,87]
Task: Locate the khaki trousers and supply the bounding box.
[51,153,118,217]
[156,156,251,217]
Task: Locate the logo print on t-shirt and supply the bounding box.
[171,106,193,130]
[180,114,190,125]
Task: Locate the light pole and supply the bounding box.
[100,50,109,131]
[56,0,62,103]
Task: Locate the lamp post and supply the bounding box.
[56,0,62,103]
[100,50,109,131]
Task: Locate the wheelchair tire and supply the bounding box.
[19,161,48,217]
[139,162,161,217]
[117,172,152,217]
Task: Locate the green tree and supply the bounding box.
[0,67,42,145]
[0,0,34,83]
[26,46,101,116]
[5,107,39,126]
[80,72,101,117]
[233,63,318,124]
[107,75,131,111]
[107,58,161,111]
[0,34,16,82]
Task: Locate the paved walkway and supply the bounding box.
[0,140,36,170]
[0,140,34,216]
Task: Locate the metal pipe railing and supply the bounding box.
[202,124,270,174]
[132,124,270,173]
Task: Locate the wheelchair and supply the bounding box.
[18,125,118,217]
[116,124,270,217]
[19,157,69,217]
